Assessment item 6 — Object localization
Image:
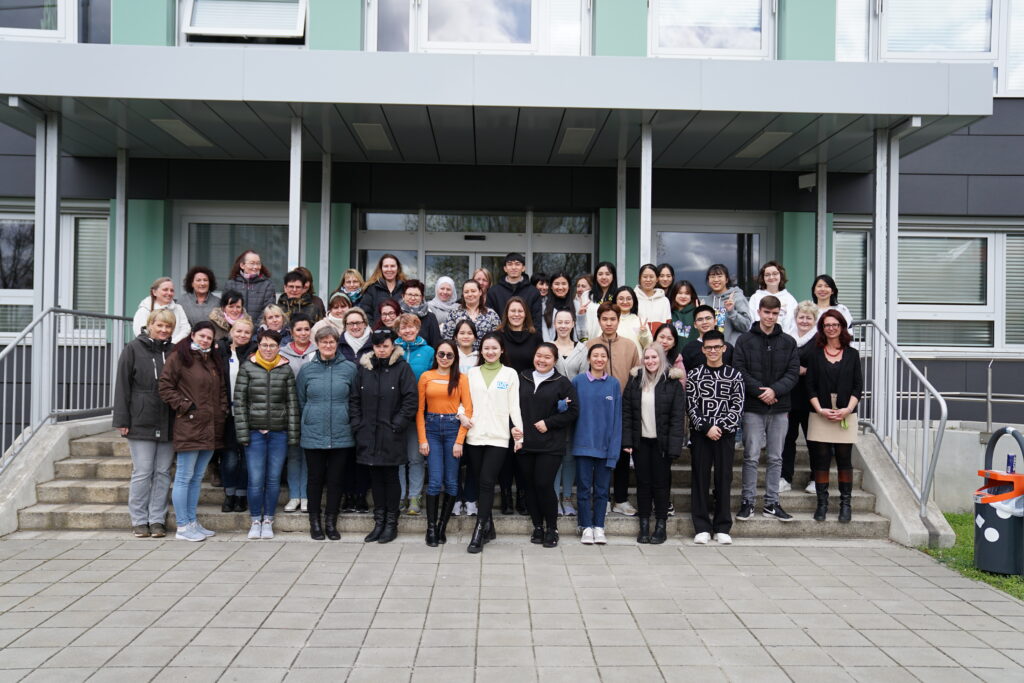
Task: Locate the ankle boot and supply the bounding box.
[483,517,496,544]
[355,493,369,513]
[468,518,486,554]
[309,513,325,541]
[838,482,853,523]
[637,517,651,544]
[500,487,513,515]
[651,519,668,544]
[325,514,340,540]
[437,493,456,544]
[814,481,829,522]
[516,490,528,516]
[425,494,439,547]
[542,527,559,548]
[364,507,385,542]
[530,525,544,544]
[222,494,236,513]
[378,511,399,543]
[233,495,248,513]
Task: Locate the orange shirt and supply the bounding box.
[416,370,473,445]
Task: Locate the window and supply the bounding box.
[370,0,590,55]
[188,222,289,293]
[650,0,773,59]
[0,0,75,42]
[1007,234,1024,345]
[182,0,306,41]
[0,216,33,333]
[72,217,108,313]
[898,237,988,305]
[833,229,869,321]
[78,0,110,44]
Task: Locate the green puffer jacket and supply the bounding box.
[233,355,300,446]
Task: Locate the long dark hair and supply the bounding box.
[174,321,225,374]
[373,298,402,330]
[613,285,638,315]
[592,261,618,303]
[497,296,536,334]
[667,280,700,310]
[430,340,462,395]
[452,318,478,348]
[543,271,573,330]
[653,322,681,364]
[815,309,852,349]
[813,274,840,307]
[477,332,506,366]
[656,263,675,289]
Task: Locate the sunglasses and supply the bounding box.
[436,351,455,360]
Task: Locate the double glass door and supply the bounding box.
[425,253,506,297]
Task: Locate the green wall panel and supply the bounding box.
[111,0,176,46]
[304,202,321,289]
[329,203,353,290]
[309,0,362,50]
[777,211,833,303]
[778,0,836,61]
[598,208,617,265]
[121,200,171,317]
[593,0,647,56]
[596,208,640,285]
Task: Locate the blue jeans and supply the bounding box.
[246,431,288,519]
[172,449,214,527]
[575,456,611,529]
[400,426,425,501]
[424,413,460,496]
[286,444,308,499]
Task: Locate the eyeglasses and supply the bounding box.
[381,312,397,318]
[258,343,279,350]
[436,352,455,360]
[822,323,841,329]
[345,321,365,327]
[703,345,725,352]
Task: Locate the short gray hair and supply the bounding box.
[314,326,341,343]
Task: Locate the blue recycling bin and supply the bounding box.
[974,427,1024,576]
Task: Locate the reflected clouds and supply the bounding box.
[428,0,531,44]
[657,0,762,50]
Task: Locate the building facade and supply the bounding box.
[0,0,1019,420]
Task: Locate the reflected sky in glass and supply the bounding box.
[658,0,762,50]
[656,232,759,295]
[428,0,531,44]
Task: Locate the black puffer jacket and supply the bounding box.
[518,370,579,456]
[359,278,403,325]
[113,334,175,441]
[233,355,300,445]
[621,367,687,459]
[732,322,800,414]
[350,347,418,467]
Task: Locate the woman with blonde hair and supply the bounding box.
[259,304,289,336]
[335,268,365,308]
[132,276,191,343]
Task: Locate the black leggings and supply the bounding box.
[634,438,672,520]
[369,465,401,514]
[342,451,370,496]
[782,409,810,484]
[466,444,507,521]
[808,441,854,485]
[305,448,349,517]
[519,451,562,530]
[613,448,632,503]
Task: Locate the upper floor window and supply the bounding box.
[369,0,590,55]
[182,0,307,43]
[0,0,76,42]
[649,0,774,59]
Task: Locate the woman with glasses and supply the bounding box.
[228,250,276,327]
[373,298,401,331]
[417,340,474,546]
[234,329,300,540]
[337,307,374,513]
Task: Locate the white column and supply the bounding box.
[319,153,332,297]
[616,158,626,270]
[32,112,61,427]
[815,162,828,275]
[872,129,890,439]
[288,116,303,271]
[639,122,653,267]
[111,148,129,390]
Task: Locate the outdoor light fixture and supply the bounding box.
[352,123,393,152]
[558,127,595,155]
[735,131,792,159]
[150,118,214,148]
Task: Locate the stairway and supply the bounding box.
[17,431,890,539]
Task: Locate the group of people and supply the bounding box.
[113,248,862,548]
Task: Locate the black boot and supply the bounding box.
[378,511,399,543]
[516,490,528,516]
[468,518,486,554]
[651,519,668,544]
[530,525,544,544]
[341,494,352,513]
[309,513,325,541]
[814,480,829,522]
[425,494,439,547]
[637,517,651,544]
[222,494,236,513]
[355,493,369,513]
[500,487,513,515]
[233,495,248,513]
[437,493,456,545]
[483,517,496,544]
[325,514,340,540]
[364,507,385,542]
[838,481,853,523]
[542,527,559,548]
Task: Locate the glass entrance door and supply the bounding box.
[425,252,506,297]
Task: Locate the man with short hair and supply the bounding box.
[278,270,326,323]
[733,295,800,522]
[682,305,735,369]
[485,252,543,325]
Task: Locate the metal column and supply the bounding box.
[319,153,332,297]
[288,116,303,271]
[815,162,828,274]
[639,122,653,267]
[616,158,626,270]
[31,112,61,428]
[111,148,129,390]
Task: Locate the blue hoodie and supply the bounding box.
[570,372,622,468]
[395,336,434,380]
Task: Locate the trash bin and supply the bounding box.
[974,427,1024,575]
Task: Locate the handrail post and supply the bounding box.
[986,360,994,435]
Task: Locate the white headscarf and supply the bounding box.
[428,276,459,321]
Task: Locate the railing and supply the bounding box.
[0,307,131,474]
[925,359,1024,435]
[851,320,949,527]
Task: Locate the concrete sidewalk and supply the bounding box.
[0,532,1022,682]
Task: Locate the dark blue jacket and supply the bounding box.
[296,351,358,450]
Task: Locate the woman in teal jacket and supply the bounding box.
[296,325,359,541]
[395,313,434,514]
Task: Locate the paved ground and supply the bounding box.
[0,532,1023,682]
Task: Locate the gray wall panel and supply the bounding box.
[902,135,1024,176]
[900,174,969,216]
[968,176,1024,215]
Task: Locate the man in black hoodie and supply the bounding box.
[486,253,543,325]
[732,295,800,523]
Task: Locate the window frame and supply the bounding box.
[879,0,999,64]
[0,0,76,43]
[180,0,308,40]
[647,0,776,60]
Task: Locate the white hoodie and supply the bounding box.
[465,365,524,448]
[749,288,799,336]
[131,296,191,343]
[633,287,671,326]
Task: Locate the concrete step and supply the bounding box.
[17,503,890,539]
[68,431,130,458]
[34,479,876,512]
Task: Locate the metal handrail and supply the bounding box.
[851,320,949,525]
[1,307,131,475]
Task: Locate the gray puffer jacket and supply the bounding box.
[233,355,300,445]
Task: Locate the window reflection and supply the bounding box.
[656,0,762,50]
[0,0,58,30]
[377,0,409,52]
[656,232,759,295]
[428,0,531,44]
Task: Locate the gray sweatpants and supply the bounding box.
[127,439,174,526]
[741,412,788,506]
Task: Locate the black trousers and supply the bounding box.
[498,439,524,496]
[808,441,854,484]
[690,431,735,535]
[634,438,672,520]
[519,451,562,529]
[466,444,507,521]
[613,449,633,504]
[305,447,349,517]
[369,465,401,514]
[782,408,810,484]
[341,450,370,496]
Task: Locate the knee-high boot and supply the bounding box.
[437,493,456,544]
[814,477,829,522]
[425,494,439,547]
[838,481,853,523]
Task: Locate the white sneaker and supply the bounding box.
[804,480,816,494]
[284,498,300,513]
[451,501,462,517]
[175,522,205,542]
[693,532,711,545]
[778,479,792,493]
[261,518,275,539]
[300,499,308,513]
[581,527,595,545]
[248,519,262,539]
[593,527,607,545]
[465,501,478,516]
[612,501,637,516]
[714,533,733,545]
[194,521,216,537]
[561,500,576,517]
